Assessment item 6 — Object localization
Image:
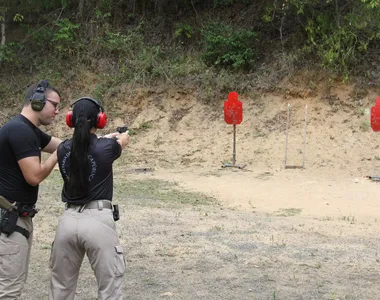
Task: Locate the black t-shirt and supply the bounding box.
[0,114,52,205]
[57,134,122,204]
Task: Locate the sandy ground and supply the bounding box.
[151,167,380,222]
[18,77,380,299]
[23,166,380,300]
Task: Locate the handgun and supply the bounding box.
[116,125,129,133]
[113,204,120,221]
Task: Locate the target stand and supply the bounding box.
[284,103,308,169]
[222,92,246,169]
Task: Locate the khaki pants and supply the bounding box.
[0,213,33,300]
[49,201,125,300]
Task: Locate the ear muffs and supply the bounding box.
[30,80,50,111]
[66,111,74,127]
[96,111,107,129]
[65,97,107,129]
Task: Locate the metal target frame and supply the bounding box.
[284,103,308,169]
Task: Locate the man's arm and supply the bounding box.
[42,137,62,153]
[18,151,58,186]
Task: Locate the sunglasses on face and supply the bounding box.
[46,99,60,109]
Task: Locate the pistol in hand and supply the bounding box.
[116,125,129,133]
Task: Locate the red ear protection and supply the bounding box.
[66,97,107,129]
[96,111,107,129]
[66,111,73,127]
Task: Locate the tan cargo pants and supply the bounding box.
[0,213,33,300]
[49,200,125,300]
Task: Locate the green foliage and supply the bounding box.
[27,24,53,46]
[170,54,206,78]
[362,0,380,9]
[95,29,143,58]
[94,9,112,26]
[12,13,23,22]
[2,0,380,89]
[175,23,193,39]
[305,22,357,75]
[265,0,380,77]
[213,0,253,7]
[96,0,113,14]
[134,46,164,79]
[213,0,234,7]
[201,21,257,70]
[52,18,80,57]
[0,43,23,66]
[93,83,109,101]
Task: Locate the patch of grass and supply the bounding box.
[210,225,224,232]
[356,106,366,116]
[341,215,356,224]
[275,208,302,217]
[154,136,164,146]
[139,122,153,130]
[143,277,160,287]
[114,178,216,207]
[272,291,277,300]
[254,148,265,154]
[360,119,370,131]
[254,131,266,138]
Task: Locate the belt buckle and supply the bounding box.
[98,200,103,211]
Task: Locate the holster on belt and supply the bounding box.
[0,196,35,239]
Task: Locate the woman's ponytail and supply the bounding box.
[67,115,91,196]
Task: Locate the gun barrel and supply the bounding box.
[0,196,16,210]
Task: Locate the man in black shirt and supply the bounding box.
[0,80,62,299]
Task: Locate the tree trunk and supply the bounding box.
[1,14,5,46]
[76,0,85,23]
[141,0,146,16]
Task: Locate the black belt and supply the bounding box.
[66,200,113,212]
[14,226,30,239]
[0,226,30,239]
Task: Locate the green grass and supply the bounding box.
[113,178,217,207]
[42,169,217,208]
[275,208,302,217]
[341,215,356,224]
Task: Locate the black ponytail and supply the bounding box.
[67,115,91,196]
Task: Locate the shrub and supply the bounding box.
[201,21,257,70]
[0,43,24,67]
[52,18,81,57]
